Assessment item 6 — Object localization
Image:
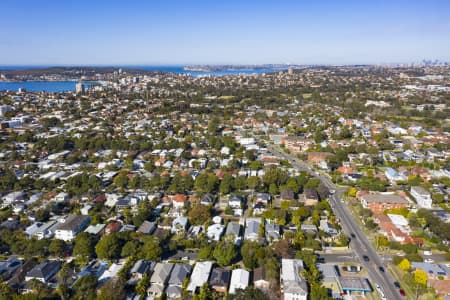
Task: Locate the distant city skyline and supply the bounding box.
[1,0,449,65]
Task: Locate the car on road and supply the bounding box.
[399,289,405,296]
[363,255,369,262]
[394,281,400,288]
[329,189,336,194]
[424,250,432,256]
[379,266,385,272]
[424,258,434,263]
[350,233,356,238]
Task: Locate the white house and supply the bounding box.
[229,268,249,294]
[281,259,308,300]
[206,224,225,241]
[54,215,90,241]
[187,261,213,293]
[410,186,432,209]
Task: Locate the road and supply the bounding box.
[264,142,402,300]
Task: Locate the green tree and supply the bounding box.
[72,274,98,300]
[113,171,129,190]
[233,286,269,300]
[73,232,97,265]
[247,176,261,191]
[49,239,67,257]
[213,241,236,267]
[188,205,211,225]
[241,242,261,269]
[139,236,162,261]
[121,240,140,258]
[219,173,233,194]
[97,277,126,300]
[95,234,123,260]
[194,173,209,194]
[135,274,149,298]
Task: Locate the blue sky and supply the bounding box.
[0,0,449,65]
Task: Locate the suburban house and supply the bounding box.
[359,193,409,214]
[280,189,295,202]
[54,215,91,241]
[207,223,225,241]
[255,193,271,204]
[228,194,243,209]
[209,268,231,293]
[302,188,319,206]
[244,218,262,241]
[166,263,192,299]
[385,167,406,183]
[225,222,242,245]
[172,194,187,209]
[147,262,174,299]
[200,194,214,206]
[0,257,22,280]
[171,217,188,234]
[25,260,61,283]
[265,223,281,242]
[374,214,424,245]
[187,261,213,294]
[280,259,308,300]
[319,220,338,236]
[410,186,432,209]
[137,221,156,235]
[253,266,270,291]
[229,268,250,294]
[128,259,155,286]
[411,262,450,280]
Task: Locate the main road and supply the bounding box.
[263,141,402,300]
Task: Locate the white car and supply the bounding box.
[424,258,434,263]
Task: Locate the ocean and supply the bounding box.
[0,65,283,92]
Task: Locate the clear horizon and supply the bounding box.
[1,0,449,65]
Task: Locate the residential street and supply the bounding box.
[264,141,402,300]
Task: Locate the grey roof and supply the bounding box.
[130,259,155,275]
[339,277,371,292]
[304,188,319,200]
[411,186,430,196]
[56,215,90,231]
[244,221,260,237]
[137,221,156,235]
[281,189,294,200]
[150,263,174,284]
[256,193,271,201]
[412,262,450,276]
[209,268,231,288]
[200,194,214,203]
[225,222,241,237]
[317,264,339,281]
[168,264,192,286]
[361,194,408,204]
[26,260,61,281]
[166,285,182,298]
[265,223,280,240]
